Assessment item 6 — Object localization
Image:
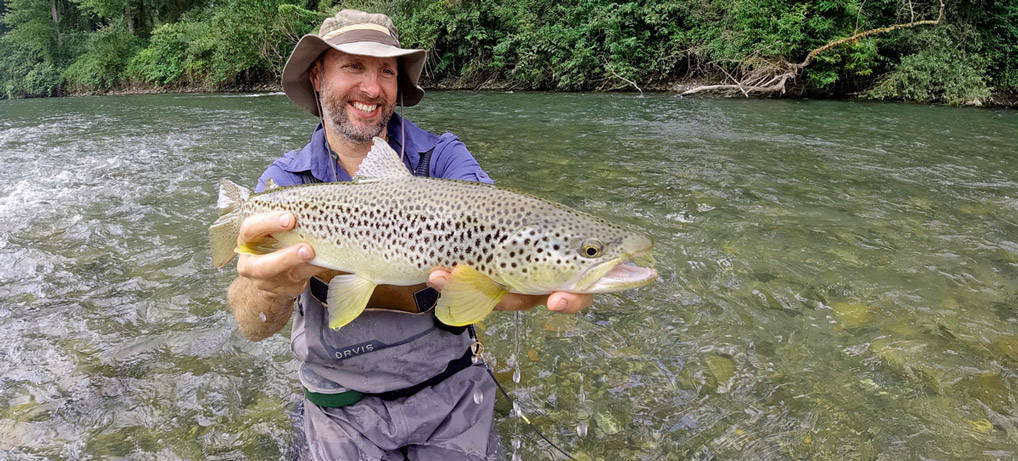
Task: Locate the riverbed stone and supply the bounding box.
[833,302,871,329]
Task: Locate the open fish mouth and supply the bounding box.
[577,249,658,293]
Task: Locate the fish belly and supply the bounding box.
[272,229,427,286]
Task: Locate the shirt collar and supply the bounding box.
[284,113,438,182]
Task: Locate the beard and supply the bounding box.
[321,93,395,144]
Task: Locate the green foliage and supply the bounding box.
[124,0,321,89]
[978,1,1018,91]
[3,0,70,61]
[392,0,689,90]
[126,20,205,86]
[0,36,65,97]
[63,21,142,89]
[864,26,991,105]
[0,0,1015,104]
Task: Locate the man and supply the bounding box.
[226,9,592,460]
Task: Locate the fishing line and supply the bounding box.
[399,92,407,166]
[471,324,578,461]
[313,88,339,182]
[484,365,577,460]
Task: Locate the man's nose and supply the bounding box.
[358,73,382,98]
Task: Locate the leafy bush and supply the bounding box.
[23,60,65,96]
[0,37,64,98]
[125,1,321,89]
[63,22,142,90]
[978,1,1018,92]
[127,21,206,86]
[864,26,991,105]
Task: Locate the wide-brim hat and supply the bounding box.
[281,9,426,116]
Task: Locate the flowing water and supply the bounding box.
[1,92,1017,459]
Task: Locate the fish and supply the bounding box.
[209,138,657,329]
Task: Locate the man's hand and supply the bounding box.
[228,211,327,341]
[427,269,594,314]
[235,211,326,298]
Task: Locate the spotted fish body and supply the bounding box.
[210,138,656,328]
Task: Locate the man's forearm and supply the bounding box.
[227,276,296,341]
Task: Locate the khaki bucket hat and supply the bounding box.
[281,9,427,116]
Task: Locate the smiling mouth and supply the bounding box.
[350,101,379,114]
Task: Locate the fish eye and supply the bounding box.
[579,240,603,258]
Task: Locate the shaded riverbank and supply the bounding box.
[59,81,1018,108]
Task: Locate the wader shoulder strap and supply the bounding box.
[414,147,435,177]
[296,171,322,184]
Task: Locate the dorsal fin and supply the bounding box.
[353,137,412,181]
[264,178,280,190]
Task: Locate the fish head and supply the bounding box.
[494,216,657,294]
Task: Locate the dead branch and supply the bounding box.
[601,56,644,95]
[682,0,944,97]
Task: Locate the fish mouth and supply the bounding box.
[574,247,658,293]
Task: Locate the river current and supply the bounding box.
[1,92,1017,459]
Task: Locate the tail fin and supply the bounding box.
[209,179,249,268]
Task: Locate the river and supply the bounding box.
[1,92,1017,459]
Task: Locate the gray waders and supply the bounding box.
[289,150,503,460]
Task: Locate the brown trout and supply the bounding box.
[210,138,656,328]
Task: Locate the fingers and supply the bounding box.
[237,243,325,298]
[494,292,591,313]
[238,212,295,246]
[238,243,314,280]
[427,269,451,291]
[547,292,593,314]
[428,268,594,314]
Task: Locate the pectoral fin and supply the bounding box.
[326,274,377,329]
[236,238,285,256]
[434,265,508,327]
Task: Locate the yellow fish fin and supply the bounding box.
[209,212,240,268]
[326,274,377,329]
[434,265,508,327]
[235,238,285,256]
[209,179,249,268]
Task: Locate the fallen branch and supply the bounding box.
[682,0,944,97]
[601,56,644,95]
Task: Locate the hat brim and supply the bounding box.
[281,34,427,116]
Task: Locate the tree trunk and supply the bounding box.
[125,6,135,34]
[50,0,62,47]
[136,0,146,35]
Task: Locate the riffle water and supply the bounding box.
[1,92,1017,459]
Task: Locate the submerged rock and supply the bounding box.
[833,302,871,329]
[990,336,1018,363]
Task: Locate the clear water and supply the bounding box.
[1,92,1017,459]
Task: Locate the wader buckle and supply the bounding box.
[470,340,483,364]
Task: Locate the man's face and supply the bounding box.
[313,50,399,144]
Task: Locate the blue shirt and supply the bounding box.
[255,113,492,191]
[261,115,493,395]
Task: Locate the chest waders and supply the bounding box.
[291,147,478,408]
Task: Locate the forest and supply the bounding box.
[1,0,1015,105]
